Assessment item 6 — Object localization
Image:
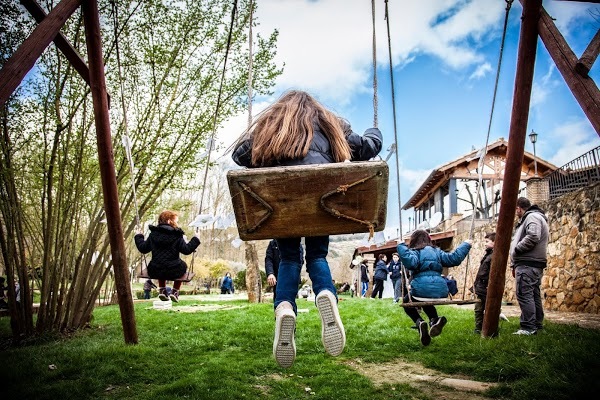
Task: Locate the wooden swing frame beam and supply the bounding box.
[484,0,600,338]
[0,0,138,344]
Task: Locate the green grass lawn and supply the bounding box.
[1,296,599,399]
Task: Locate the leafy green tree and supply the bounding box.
[0,0,280,339]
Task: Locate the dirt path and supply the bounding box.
[346,358,496,400]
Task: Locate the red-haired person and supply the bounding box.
[135,210,200,302]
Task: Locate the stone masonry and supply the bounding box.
[450,182,600,314]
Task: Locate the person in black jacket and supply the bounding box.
[360,262,369,297]
[265,239,304,293]
[387,252,403,303]
[232,90,382,367]
[370,254,388,299]
[473,232,495,334]
[135,210,200,302]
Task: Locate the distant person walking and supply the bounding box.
[510,197,549,336]
[387,252,403,303]
[221,272,234,294]
[370,254,388,299]
[143,279,157,300]
[360,262,369,297]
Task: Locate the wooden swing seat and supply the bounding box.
[138,269,195,283]
[227,161,389,240]
[399,296,480,308]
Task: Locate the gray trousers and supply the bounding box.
[515,265,544,331]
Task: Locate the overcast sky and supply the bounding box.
[216,0,600,237]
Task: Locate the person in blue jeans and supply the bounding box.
[387,252,403,303]
[232,90,382,368]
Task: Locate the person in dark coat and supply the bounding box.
[221,272,234,294]
[398,229,471,346]
[143,279,157,300]
[370,254,388,299]
[232,89,382,367]
[265,239,304,294]
[387,252,403,303]
[135,210,200,302]
[360,262,369,297]
[473,232,495,333]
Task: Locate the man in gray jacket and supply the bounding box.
[510,197,549,335]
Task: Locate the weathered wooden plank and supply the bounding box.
[228,161,389,240]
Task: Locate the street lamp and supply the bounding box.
[529,130,538,176]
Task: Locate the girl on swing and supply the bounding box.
[232,89,382,368]
[397,229,472,346]
[135,210,200,302]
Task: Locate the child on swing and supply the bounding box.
[232,89,382,368]
[135,210,200,302]
[397,229,472,346]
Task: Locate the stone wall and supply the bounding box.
[450,182,600,314]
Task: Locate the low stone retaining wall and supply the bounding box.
[451,183,599,314]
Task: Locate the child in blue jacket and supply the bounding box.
[398,229,471,345]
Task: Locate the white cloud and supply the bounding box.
[546,119,600,167]
[469,62,492,80]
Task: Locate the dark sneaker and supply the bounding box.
[474,329,481,334]
[429,316,447,337]
[418,320,431,346]
[169,289,179,303]
[158,288,168,301]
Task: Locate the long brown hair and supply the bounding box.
[240,90,352,166]
[409,229,433,250]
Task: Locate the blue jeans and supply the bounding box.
[391,278,402,301]
[361,282,368,296]
[275,236,336,314]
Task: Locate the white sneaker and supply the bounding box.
[499,313,509,322]
[273,302,296,368]
[513,329,536,336]
[316,290,346,356]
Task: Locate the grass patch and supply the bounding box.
[1,296,599,399]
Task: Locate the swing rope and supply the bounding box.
[197,0,239,217]
[371,0,378,128]
[461,0,514,297]
[111,0,148,280]
[401,0,513,307]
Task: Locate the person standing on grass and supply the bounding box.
[360,261,369,297]
[232,89,382,368]
[510,197,549,336]
[221,272,234,294]
[370,254,388,299]
[134,210,200,303]
[398,229,472,346]
[265,239,304,296]
[143,279,157,300]
[473,232,495,334]
[387,252,403,303]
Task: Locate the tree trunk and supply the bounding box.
[244,242,261,303]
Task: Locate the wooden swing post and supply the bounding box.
[483,0,542,338]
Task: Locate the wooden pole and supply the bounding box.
[482,0,542,338]
[575,28,600,77]
[536,7,600,135]
[20,0,91,85]
[0,0,82,108]
[82,0,138,344]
